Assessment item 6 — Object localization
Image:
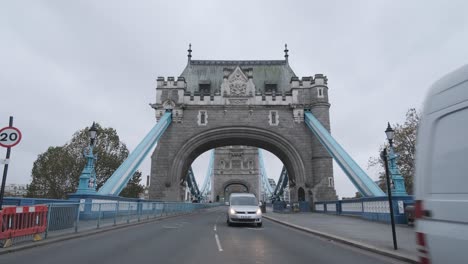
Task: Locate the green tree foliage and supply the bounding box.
[120,171,145,198]
[368,108,420,194]
[27,146,77,198]
[27,123,144,199]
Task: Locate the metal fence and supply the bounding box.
[43,201,220,238]
[1,201,220,247]
[314,196,414,224]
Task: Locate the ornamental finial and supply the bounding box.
[284,43,289,62]
[187,43,192,61]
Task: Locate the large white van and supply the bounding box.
[414,64,468,263]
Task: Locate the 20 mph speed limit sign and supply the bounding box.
[0,126,22,148]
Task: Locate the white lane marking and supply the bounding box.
[163,226,179,229]
[214,224,217,231]
[215,234,223,252]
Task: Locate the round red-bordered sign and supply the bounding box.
[0,126,22,148]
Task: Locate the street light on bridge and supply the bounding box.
[382,122,409,250]
[384,123,408,196]
[75,122,98,195]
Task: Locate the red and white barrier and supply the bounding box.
[0,205,48,244]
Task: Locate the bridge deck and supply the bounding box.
[0,207,407,264]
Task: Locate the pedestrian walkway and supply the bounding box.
[263,210,418,263]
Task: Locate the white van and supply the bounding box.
[414,64,468,263]
[226,193,262,227]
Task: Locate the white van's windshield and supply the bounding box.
[230,196,258,206]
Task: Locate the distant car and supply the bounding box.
[226,193,262,227]
[414,64,468,264]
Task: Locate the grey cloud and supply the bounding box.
[1,0,467,199]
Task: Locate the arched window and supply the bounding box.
[298,187,305,201]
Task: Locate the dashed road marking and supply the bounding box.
[215,234,223,252]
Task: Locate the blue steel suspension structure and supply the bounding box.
[304,111,385,197]
[271,166,289,201]
[258,150,274,199]
[199,150,214,200]
[98,111,172,196]
[186,167,201,200]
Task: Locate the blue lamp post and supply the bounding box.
[385,123,408,196]
[75,122,98,194]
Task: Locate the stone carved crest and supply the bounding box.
[228,67,248,96]
[230,81,247,95]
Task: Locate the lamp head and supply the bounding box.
[385,122,395,143]
[89,122,98,144]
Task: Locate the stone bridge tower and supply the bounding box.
[211,146,261,203]
[149,45,337,202]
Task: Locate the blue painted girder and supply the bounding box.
[98,111,172,196]
[187,167,201,198]
[272,166,288,200]
[258,149,274,195]
[199,150,214,195]
[304,111,385,197]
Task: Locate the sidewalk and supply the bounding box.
[263,210,418,263]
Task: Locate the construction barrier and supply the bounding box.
[0,205,48,247]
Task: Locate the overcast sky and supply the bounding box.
[1,0,467,199]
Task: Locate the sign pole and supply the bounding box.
[0,116,13,210]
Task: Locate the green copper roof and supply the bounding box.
[180,60,297,93]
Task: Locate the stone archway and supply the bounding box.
[171,126,306,187]
[150,126,310,201]
[222,180,250,202]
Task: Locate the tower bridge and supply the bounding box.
[96,45,384,202]
[1,46,406,262]
[146,45,384,202]
[149,46,336,202]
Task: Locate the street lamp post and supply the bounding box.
[384,123,408,196]
[381,147,398,250]
[75,122,98,195]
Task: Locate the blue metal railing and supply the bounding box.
[313,195,414,224]
[42,201,221,239]
[98,111,172,196]
[304,111,385,197]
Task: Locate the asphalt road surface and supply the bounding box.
[0,207,406,264]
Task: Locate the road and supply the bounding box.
[0,207,405,264]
